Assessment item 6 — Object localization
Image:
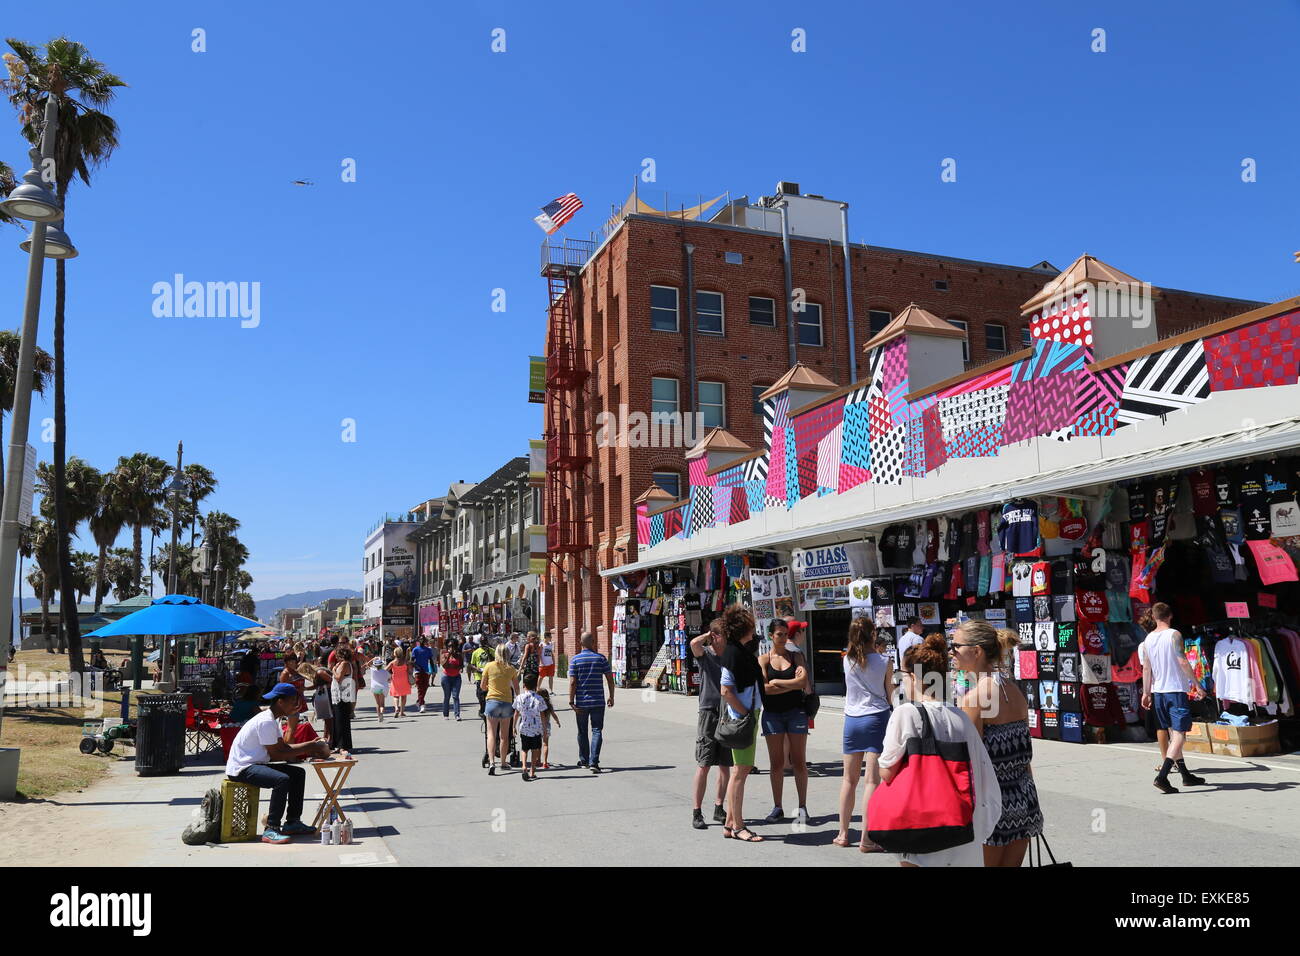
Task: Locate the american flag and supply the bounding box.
[534,192,583,234]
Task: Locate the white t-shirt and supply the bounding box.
[226,708,282,777]
[541,643,555,666]
[1142,628,1188,694]
[896,630,923,669]
[878,701,1002,867]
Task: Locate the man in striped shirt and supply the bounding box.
[568,632,615,773]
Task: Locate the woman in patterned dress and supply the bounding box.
[950,620,1044,867]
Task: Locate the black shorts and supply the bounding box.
[520,733,542,752]
[695,709,734,768]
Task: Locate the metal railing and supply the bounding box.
[540,236,595,273]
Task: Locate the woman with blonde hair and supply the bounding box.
[389,644,413,718]
[835,617,892,851]
[949,620,1043,866]
[480,643,520,775]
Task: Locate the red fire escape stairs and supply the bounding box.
[542,270,591,570]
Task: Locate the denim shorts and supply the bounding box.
[484,699,513,720]
[843,711,889,754]
[761,707,809,736]
[1152,691,1192,733]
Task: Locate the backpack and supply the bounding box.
[866,704,975,854]
[181,787,223,846]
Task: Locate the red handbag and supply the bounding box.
[867,703,975,854]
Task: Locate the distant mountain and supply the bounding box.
[12,598,41,617]
[255,589,361,622]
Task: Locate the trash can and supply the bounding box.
[134,693,187,776]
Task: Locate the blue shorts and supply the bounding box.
[1152,692,1192,733]
[484,699,513,720]
[843,711,889,754]
[761,708,808,736]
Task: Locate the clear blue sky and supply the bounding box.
[4,1,1297,602]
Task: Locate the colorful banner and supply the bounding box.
[529,355,546,404]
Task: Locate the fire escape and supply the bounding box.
[540,238,594,569]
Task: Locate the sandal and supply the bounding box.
[832,835,851,847]
[722,826,735,839]
[733,827,764,843]
[859,840,885,853]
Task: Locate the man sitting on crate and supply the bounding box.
[225,682,331,844]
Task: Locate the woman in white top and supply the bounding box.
[878,634,1001,867]
[368,656,391,722]
[836,618,893,852]
[329,646,357,751]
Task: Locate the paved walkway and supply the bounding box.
[3,677,1298,866]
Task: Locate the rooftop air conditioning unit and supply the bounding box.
[775,181,800,196]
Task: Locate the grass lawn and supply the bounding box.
[4,647,154,800]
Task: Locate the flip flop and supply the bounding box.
[859,841,885,853]
[832,835,851,847]
[733,827,764,843]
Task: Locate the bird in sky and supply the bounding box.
[291,179,315,186]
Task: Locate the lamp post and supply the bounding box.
[0,99,75,752]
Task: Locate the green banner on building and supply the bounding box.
[528,355,545,403]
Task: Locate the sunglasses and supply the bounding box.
[948,641,979,649]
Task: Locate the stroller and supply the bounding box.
[480,702,522,768]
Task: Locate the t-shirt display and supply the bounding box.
[998,499,1041,556]
[1058,680,1081,713]
[1054,621,1078,653]
[1011,561,1033,597]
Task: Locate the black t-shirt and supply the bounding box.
[1239,465,1272,539]
[696,647,724,710]
[1128,482,1150,522]
[1214,470,1236,507]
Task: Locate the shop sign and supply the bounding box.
[528,355,546,403]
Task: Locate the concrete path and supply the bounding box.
[3,677,1297,866]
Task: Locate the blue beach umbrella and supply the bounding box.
[86,594,261,637]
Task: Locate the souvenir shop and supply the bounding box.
[616,447,1300,752]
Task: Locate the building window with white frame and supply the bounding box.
[698,381,726,429]
[798,302,824,347]
[650,285,679,332]
[696,290,724,335]
[651,377,679,417]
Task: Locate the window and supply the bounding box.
[748,296,776,327]
[986,323,1007,353]
[753,385,769,415]
[948,318,969,362]
[798,303,823,347]
[652,471,681,499]
[868,309,892,335]
[650,285,679,331]
[724,251,743,265]
[651,377,679,417]
[1020,326,1032,349]
[934,279,949,291]
[698,381,726,428]
[696,290,724,335]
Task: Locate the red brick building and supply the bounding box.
[541,182,1261,657]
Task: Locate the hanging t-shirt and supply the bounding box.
[1018,650,1039,679]
[936,517,950,561]
[990,553,1007,593]
[1041,709,1061,741]
[1021,680,1038,708]
[1082,683,1125,726]
[1080,654,1111,685]
[1128,483,1150,522]
[999,500,1040,556]
[1033,596,1053,623]
[1239,465,1271,539]
[1050,558,1073,595]
[1061,711,1084,742]
[1027,708,1042,739]
[1075,589,1108,623]
[1037,651,1057,679]
[1129,520,1151,555]
[1030,561,1051,596]
[1210,637,1254,705]
[1011,560,1034,597]
[1058,680,1081,712]
[1052,594,1076,622]
[977,556,992,597]
[946,517,962,562]
[1014,596,1035,624]
[976,510,991,555]
[1270,498,1300,537]
[1038,679,1059,710]
[1017,623,1035,649]
[924,519,940,564]
[912,522,928,566]
[1214,470,1236,507]
[1079,624,1108,656]
[1189,470,1217,517]
[1055,622,1078,653]
[1247,539,1300,585]
[1034,622,1055,651]
[963,555,980,596]
[1057,652,1081,683]
[1039,498,1062,540]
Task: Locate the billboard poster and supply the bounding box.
[528,355,546,403]
[382,542,417,626]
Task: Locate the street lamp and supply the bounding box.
[18,220,76,259]
[0,99,62,756]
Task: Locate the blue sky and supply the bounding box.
[3,1,1298,602]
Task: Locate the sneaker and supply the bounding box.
[418,704,425,713]
[590,764,601,774]
[712,804,727,824]
[763,807,785,824]
[488,765,496,776]
[261,828,290,845]
[1180,773,1207,787]
[279,820,317,836]
[796,807,810,826]
[541,762,550,770]
[521,770,530,782]
[1153,777,1179,794]
[576,760,588,769]
[692,810,708,830]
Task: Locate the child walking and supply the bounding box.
[512,674,547,782]
[538,688,562,770]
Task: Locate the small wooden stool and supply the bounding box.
[220,778,261,842]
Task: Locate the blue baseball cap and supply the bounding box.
[262,682,299,701]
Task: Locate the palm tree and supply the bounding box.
[181,463,217,548]
[110,453,170,592]
[0,331,54,503]
[70,550,94,603]
[104,546,138,602]
[89,468,124,611]
[26,518,57,651]
[0,157,15,225]
[5,36,126,671]
[35,457,100,659]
